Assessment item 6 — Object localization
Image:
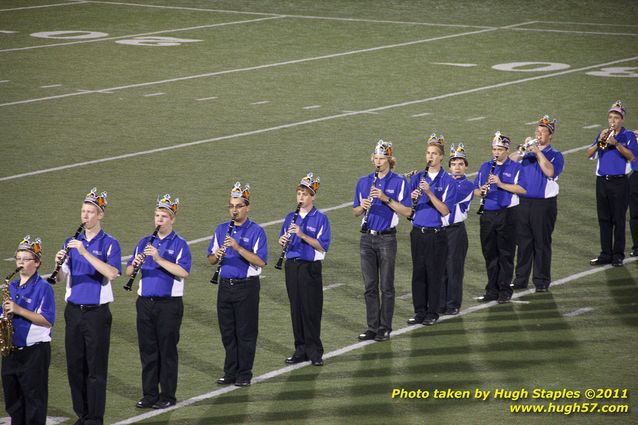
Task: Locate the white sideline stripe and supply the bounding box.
[196,96,218,101]
[342,110,379,115]
[510,300,530,304]
[303,105,321,110]
[541,20,638,28]
[0,27,497,106]
[564,307,594,317]
[0,416,70,425]
[511,27,638,37]
[583,124,601,129]
[323,283,344,291]
[562,145,590,155]
[0,16,284,53]
[397,293,412,300]
[40,84,62,88]
[411,112,431,117]
[432,62,477,67]
[0,80,9,83]
[113,257,638,425]
[251,100,270,105]
[0,2,86,12]
[499,21,538,29]
[0,31,17,34]
[89,1,494,29]
[525,121,537,125]
[143,92,165,97]
[466,116,486,121]
[3,53,637,184]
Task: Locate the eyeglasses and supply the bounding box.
[15,257,36,262]
[227,204,247,210]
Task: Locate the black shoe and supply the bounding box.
[285,355,307,364]
[136,399,155,409]
[478,293,498,302]
[441,307,459,315]
[535,287,549,293]
[407,316,424,325]
[152,400,175,409]
[422,317,437,326]
[510,282,528,290]
[497,295,511,304]
[216,376,235,385]
[234,380,251,387]
[590,257,611,266]
[612,258,624,267]
[374,330,391,341]
[358,330,376,341]
[311,358,324,366]
[630,250,636,257]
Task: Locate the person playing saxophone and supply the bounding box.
[2,236,55,425]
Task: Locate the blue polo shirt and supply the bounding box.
[279,207,331,262]
[449,176,475,223]
[474,158,523,211]
[63,230,121,305]
[591,127,638,176]
[409,168,457,228]
[353,170,411,231]
[7,273,55,347]
[128,230,191,297]
[208,219,267,279]
[519,145,564,199]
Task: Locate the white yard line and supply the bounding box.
[432,62,477,67]
[4,52,637,183]
[143,92,165,97]
[303,105,321,110]
[0,27,496,106]
[323,283,344,291]
[196,96,218,101]
[583,124,601,129]
[113,255,638,424]
[466,116,486,121]
[250,100,270,105]
[563,307,594,317]
[0,2,86,12]
[0,16,284,53]
[539,20,638,28]
[40,84,62,88]
[511,27,638,37]
[411,112,431,117]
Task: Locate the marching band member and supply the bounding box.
[352,140,410,342]
[440,144,474,315]
[586,101,637,267]
[127,194,191,408]
[403,134,458,326]
[474,133,526,304]
[631,130,638,257]
[279,173,331,366]
[510,115,564,292]
[208,183,267,387]
[54,188,121,425]
[2,237,55,425]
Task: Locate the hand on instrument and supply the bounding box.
[278,233,290,247]
[143,245,160,261]
[132,253,145,268]
[419,180,431,194]
[411,189,421,200]
[370,187,385,200]
[55,249,67,263]
[67,239,87,256]
[3,300,17,317]
[224,235,240,251]
[288,223,303,237]
[480,183,490,196]
[488,174,502,187]
[360,198,372,210]
[214,246,227,260]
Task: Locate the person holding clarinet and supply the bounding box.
[127,194,191,409]
[352,140,410,342]
[53,187,121,425]
[279,173,330,366]
[208,183,267,387]
[474,132,526,304]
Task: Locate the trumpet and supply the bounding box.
[360,167,380,233]
[124,225,161,291]
[47,223,85,285]
[598,127,615,150]
[408,161,431,221]
[516,138,539,156]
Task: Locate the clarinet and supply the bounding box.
[123,225,161,291]
[275,202,303,270]
[477,158,498,215]
[210,215,237,284]
[47,223,85,284]
[408,161,431,221]
[360,167,380,233]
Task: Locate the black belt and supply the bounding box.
[15,341,47,351]
[220,276,259,285]
[139,296,176,302]
[413,226,444,233]
[364,227,396,236]
[69,302,106,312]
[598,174,627,180]
[447,222,463,229]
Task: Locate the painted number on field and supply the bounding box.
[115,36,201,46]
[492,62,571,72]
[31,31,108,39]
[585,67,638,78]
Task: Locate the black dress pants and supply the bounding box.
[629,172,638,253]
[441,222,468,310]
[2,342,50,425]
[65,303,111,425]
[136,296,183,404]
[285,259,324,362]
[480,208,516,298]
[410,227,447,320]
[596,175,629,261]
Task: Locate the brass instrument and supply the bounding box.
[1,267,22,357]
[516,138,539,156]
[598,127,615,150]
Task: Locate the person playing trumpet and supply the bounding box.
[208,183,267,387]
[586,101,637,267]
[127,194,191,409]
[510,115,564,293]
[2,236,55,425]
[352,140,410,341]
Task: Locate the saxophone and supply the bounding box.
[0,267,22,357]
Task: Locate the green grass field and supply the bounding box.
[1,1,637,424]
